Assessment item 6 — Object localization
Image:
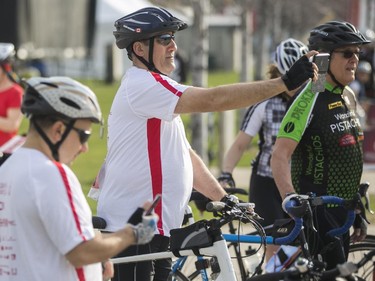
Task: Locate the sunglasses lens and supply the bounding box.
[156,34,174,46]
[341,51,361,59]
[79,132,90,144]
[72,127,91,144]
[343,52,354,58]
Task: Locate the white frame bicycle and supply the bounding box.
[109,200,306,281]
[108,193,357,281]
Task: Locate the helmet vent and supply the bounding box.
[60,97,81,110]
[41,82,58,88]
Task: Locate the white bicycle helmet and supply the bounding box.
[274,38,309,75]
[357,61,372,74]
[22,76,102,123]
[0,43,15,63]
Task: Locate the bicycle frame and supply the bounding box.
[182,195,355,280]
[112,237,238,281]
[104,195,356,281]
[110,200,305,281]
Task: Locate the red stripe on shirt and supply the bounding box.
[54,162,87,281]
[147,118,164,235]
[76,268,86,281]
[151,72,183,97]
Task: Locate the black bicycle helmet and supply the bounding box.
[308,21,371,51]
[113,7,187,50]
[113,7,187,74]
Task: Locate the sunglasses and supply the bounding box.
[155,34,175,46]
[71,126,91,144]
[333,50,362,59]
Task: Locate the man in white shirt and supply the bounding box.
[0,76,157,281]
[97,6,318,281]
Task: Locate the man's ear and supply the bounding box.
[132,41,147,57]
[51,121,65,143]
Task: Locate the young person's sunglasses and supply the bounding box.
[333,50,362,59]
[71,127,91,144]
[155,34,175,46]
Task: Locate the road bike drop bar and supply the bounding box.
[222,195,356,245]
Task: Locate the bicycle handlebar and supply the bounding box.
[213,194,356,246]
[309,195,356,237]
[273,199,303,245]
[189,188,248,202]
[283,194,356,237]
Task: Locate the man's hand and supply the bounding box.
[217,172,235,188]
[127,203,159,245]
[281,50,318,90]
[102,260,114,281]
[220,194,239,208]
[351,214,367,243]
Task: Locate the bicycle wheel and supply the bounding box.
[167,270,190,281]
[348,236,375,281]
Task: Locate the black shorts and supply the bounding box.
[249,170,287,227]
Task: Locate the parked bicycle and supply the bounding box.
[179,188,265,281]
[166,184,369,281]
[96,193,356,281]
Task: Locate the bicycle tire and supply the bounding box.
[167,270,190,281]
[361,235,375,244]
[348,237,375,281]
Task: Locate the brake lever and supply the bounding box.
[354,193,371,224]
[305,199,317,233]
[358,182,374,215]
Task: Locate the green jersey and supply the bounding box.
[278,82,363,199]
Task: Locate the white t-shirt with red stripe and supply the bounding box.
[97,67,192,235]
[0,148,101,281]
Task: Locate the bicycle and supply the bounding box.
[168,202,265,281]
[171,182,371,281]
[168,187,371,281]
[177,188,266,281]
[104,195,355,281]
[249,248,375,281]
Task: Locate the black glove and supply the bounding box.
[217,172,235,188]
[127,207,144,225]
[281,55,314,91]
[220,194,239,208]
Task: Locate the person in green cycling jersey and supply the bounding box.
[271,21,371,270]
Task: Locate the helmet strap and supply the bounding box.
[33,119,75,162]
[133,38,165,75]
[326,51,345,91]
